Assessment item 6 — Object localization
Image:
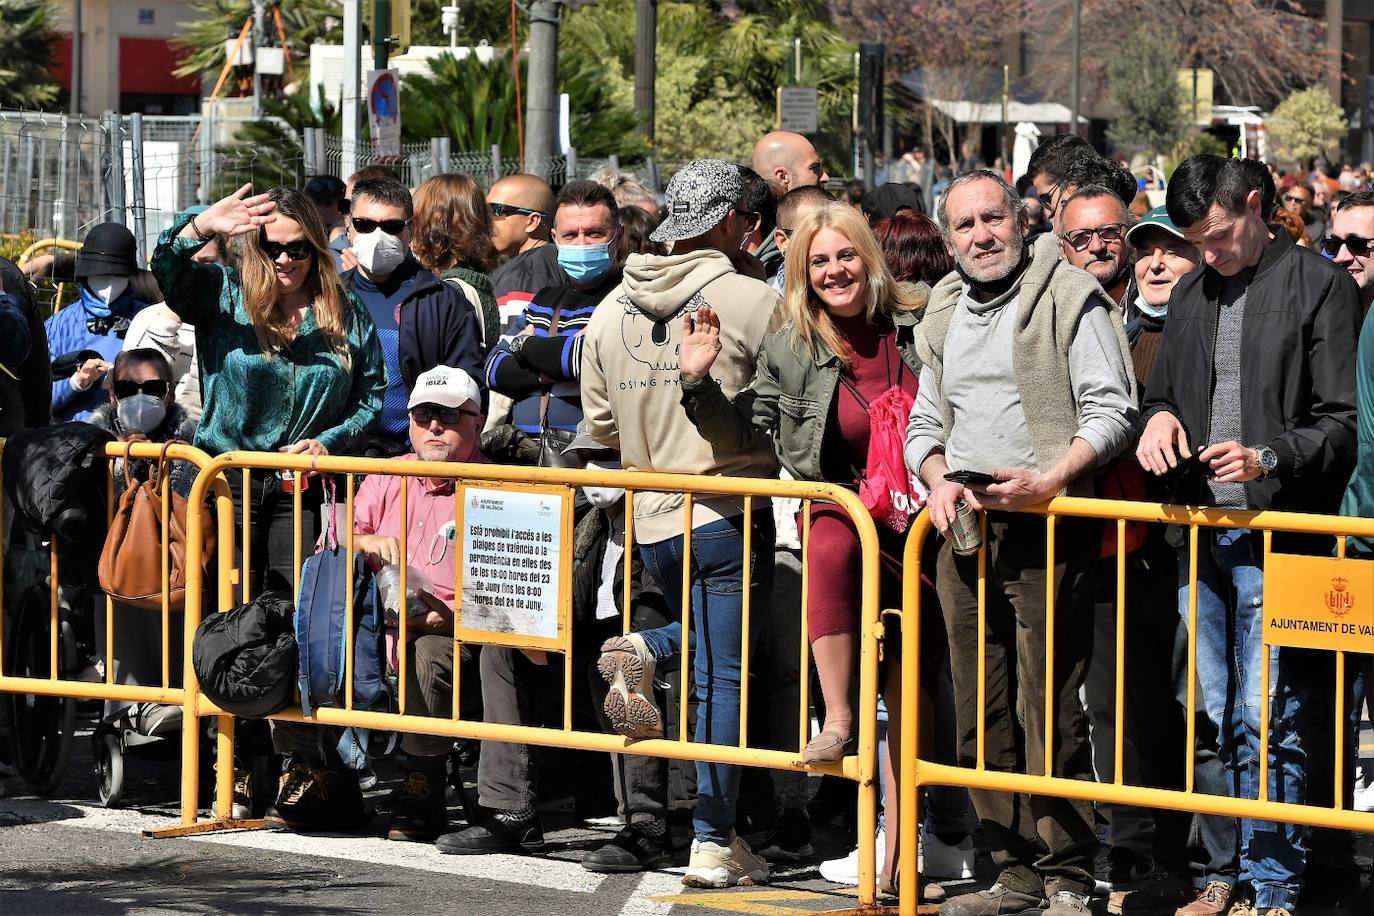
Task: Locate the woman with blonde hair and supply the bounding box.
[411,173,502,349]
[677,200,949,886]
[151,183,386,594]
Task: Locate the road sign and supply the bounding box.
[778,87,818,134]
[366,68,401,156]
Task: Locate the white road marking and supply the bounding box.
[617,870,684,916]
[0,799,604,895]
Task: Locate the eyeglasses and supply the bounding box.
[258,233,313,262]
[1322,235,1374,257]
[113,378,169,399]
[489,202,545,219]
[410,404,479,426]
[1037,181,1065,212]
[350,216,409,235]
[1061,223,1127,251]
[1283,194,1311,206]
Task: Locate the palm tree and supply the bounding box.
[0,0,59,109]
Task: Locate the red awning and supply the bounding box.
[48,34,199,96]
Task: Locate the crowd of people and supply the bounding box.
[1,127,1372,916]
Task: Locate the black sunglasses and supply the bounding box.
[258,232,313,262]
[1037,181,1065,211]
[113,378,169,399]
[489,202,545,219]
[1323,235,1374,257]
[350,216,409,236]
[410,404,479,426]
[1283,194,1311,206]
[1061,223,1127,252]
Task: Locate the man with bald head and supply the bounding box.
[488,174,564,334]
[751,131,830,196]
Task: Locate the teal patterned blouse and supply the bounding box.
[150,214,387,456]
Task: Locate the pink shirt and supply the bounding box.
[352,453,471,609]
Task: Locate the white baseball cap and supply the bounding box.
[408,365,481,411]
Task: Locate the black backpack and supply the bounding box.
[192,593,298,719]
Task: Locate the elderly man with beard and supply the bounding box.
[905,169,1137,916]
[1058,186,1133,311]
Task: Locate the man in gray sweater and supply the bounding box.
[905,169,1137,916]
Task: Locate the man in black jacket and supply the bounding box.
[1137,155,1361,916]
[340,175,484,453]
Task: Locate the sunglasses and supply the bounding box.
[113,378,169,399]
[258,233,313,262]
[1061,223,1127,251]
[1037,181,1065,211]
[410,404,479,426]
[1283,194,1311,206]
[1322,235,1374,257]
[489,202,545,219]
[350,216,409,236]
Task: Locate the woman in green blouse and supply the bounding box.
[152,184,386,595]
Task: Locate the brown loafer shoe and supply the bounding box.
[801,729,857,763]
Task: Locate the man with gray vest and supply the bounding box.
[905,169,1137,916]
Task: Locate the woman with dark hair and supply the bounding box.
[617,203,666,258]
[872,212,954,288]
[151,183,386,832]
[412,172,502,350]
[87,347,198,496]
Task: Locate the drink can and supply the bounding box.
[950,498,982,556]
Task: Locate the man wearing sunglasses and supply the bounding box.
[341,175,484,454]
[488,175,561,336]
[1327,190,1374,314]
[1057,185,1133,312]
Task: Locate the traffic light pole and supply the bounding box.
[525,0,560,178]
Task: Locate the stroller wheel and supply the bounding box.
[95,732,124,808]
[6,585,77,794]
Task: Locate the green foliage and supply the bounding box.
[0,1,59,109]
[1106,25,1188,159]
[171,0,342,80]
[1267,86,1349,167]
[562,0,855,167]
[1165,130,1230,178]
[207,86,338,197]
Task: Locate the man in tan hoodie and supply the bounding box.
[581,158,782,889]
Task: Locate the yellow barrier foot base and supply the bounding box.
[817,907,938,915]
[143,818,267,839]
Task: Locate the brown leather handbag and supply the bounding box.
[98,441,210,610]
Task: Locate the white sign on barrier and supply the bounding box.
[457,484,569,650]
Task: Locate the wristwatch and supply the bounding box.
[1253,445,1278,479]
[508,334,528,357]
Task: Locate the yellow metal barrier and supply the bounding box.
[166,451,891,911]
[898,496,1374,916]
[0,439,226,798]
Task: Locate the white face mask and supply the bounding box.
[116,393,166,434]
[582,458,625,509]
[87,274,129,304]
[352,229,407,278]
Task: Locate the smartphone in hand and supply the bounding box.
[944,469,998,487]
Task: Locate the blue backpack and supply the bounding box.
[295,482,394,764]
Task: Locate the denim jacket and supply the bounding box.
[681,307,924,483]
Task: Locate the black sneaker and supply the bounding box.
[263,761,365,833]
[386,764,448,842]
[760,807,814,862]
[435,809,545,855]
[582,823,674,873]
[231,767,252,820]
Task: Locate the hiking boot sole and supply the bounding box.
[598,647,662,740]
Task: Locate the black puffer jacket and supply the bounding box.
[2,422,112,546]
[0,257,51,437]
[1142,230,1361,516]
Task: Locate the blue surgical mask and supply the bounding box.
[558,242,614,283]
[1134,294,1168,320]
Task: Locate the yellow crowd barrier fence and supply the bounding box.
[899,496,1374,916]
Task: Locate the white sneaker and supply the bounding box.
[597,633,663,740]
[682,833,769,888]
[1355,779,1374,813]
[819,828,887,886]
[920,826,975,880]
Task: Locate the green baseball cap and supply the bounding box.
[1126,205,1185,246]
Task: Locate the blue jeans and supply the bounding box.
[1180,529,1310,910]
[636,514,775,844]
